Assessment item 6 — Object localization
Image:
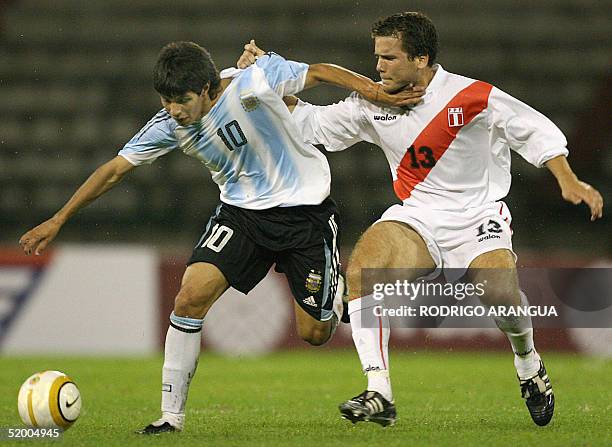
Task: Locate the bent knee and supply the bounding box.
[478,278,521,306]
[349,221,433,271]
[174,287,215,318]
[349,224,394,269]
[297,325,331,346]
[480,287,521,307]
[346,225,394,295]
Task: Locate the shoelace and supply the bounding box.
[521,379,543,400]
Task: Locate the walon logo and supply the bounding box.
[374,114,397,121]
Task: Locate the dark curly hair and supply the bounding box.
[371,12,438,66]
[153,41,221,100]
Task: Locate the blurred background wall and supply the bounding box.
[0,0,610,355]
[0,0,609,256]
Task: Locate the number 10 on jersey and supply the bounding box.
[217,120,248,151]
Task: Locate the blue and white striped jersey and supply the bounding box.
[118,53,331,209]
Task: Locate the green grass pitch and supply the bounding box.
[0,351,610,446]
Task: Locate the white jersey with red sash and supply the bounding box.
[292,64,568,211]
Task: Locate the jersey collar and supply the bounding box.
[421,64,446,104]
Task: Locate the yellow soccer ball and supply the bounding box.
[17,371,81,430]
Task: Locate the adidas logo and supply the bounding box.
[303,296,317,307]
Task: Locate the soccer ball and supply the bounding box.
[17,371,81,429]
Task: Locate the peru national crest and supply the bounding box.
[448,107,464,127]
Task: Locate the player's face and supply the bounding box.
[160,91,206,126]
[374,36,421,93]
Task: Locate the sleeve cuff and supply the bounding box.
[536,148,569,168]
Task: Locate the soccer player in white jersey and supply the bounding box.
[238,12,604,428]
[18,41,423,434]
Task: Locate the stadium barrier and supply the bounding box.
[160,254,612,357]
[1,246,609,356]
[0,246,158,355]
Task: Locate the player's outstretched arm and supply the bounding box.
[545,155,604,221]
[236,39,423,108]
[304,63,423,108]
[19,156,136,255]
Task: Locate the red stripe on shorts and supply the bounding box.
[378,315,387,369]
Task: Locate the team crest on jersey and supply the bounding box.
[240,93,260,112]
[448,107,464,127]
[305,270,323,293]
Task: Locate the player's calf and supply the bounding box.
[297,321,334,346]
[294,274,347,345]
[294,301,335,346]
[173,262,229,318]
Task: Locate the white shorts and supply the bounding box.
[375,201,516,281]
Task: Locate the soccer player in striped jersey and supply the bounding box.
[239,12,603,428]
[18,41,424,434]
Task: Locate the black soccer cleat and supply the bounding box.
[341,297,350,324]
[339,273,350,323]
[137,421,179,435]
[519,360,555,426]
[339,390,397,427]
[333,273,350,324]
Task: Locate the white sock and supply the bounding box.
[492,291,540,379]
[514,343,541,380]
[326,274,347,339]
[157,412,184,430]
[332,273,346,323]
[160,312,203,428]
[349,295,392,401]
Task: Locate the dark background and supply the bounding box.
[1,0,609,257]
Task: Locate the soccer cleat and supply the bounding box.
[137,421,178,435]
[519,360,555,426]
[333,273,350,324]
[341,300,349,323]
[339,390,397,427]
[137,416,183,435]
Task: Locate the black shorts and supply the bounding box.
[188,198,341,321]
